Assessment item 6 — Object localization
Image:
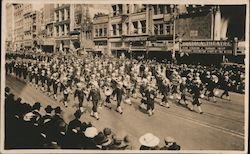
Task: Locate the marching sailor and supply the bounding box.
[74,82,86,112]
[145,83,157,116]
[103,77,113,109]
[112,82,124,114]
[87,82,101,120]
[190,77,204,114]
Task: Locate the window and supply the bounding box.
[153,5,158,15]
[56,26,59,36]
[159,5,165,14]
[56,12,59,22]
[126,23,129,34]
[154,24,158,35]
[104,27,107,36]
[67,9,70,20]
[159,24,164,34]
[112,24,116,36]
[118,4,123,14]
[126,4,130,13]
[66,24,70,34]
[118,24,122,35]
[61,10,64,21]
[165,23,171,34]
[112,5,117,16]
[140,20,146,33]
[134,4,138,13]
[95,28,98,37]
[61,25,64,35]
[132,21,138,34]
[99,28,103,36]
[166,5,171,13]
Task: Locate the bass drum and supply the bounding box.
[104,87,113,96]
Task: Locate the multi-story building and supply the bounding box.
[43,4,55,52]
[92,4,245,63]
[93,4,175,56]
[6,4,15,51]
[53,4,74,52]
[13,4,32,51]
[70,4,94,52]
[93,13,109,54]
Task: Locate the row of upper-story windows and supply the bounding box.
[112,4,147,16]
[54,9,70,22]
[54,24,70,36]
[111,20,147,36]
[154,23,173,35]
[94,25,107,37]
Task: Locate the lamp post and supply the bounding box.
[170,4,177,61]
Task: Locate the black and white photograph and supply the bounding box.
[1,0,249,153]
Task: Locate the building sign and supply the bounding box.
[125,37,147,42]
[180,41,233,54]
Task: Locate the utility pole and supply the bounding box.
[80,4,85,49]
[171,4,177,61]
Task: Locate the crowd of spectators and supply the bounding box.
[5,87,180,150]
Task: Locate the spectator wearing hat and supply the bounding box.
[61,110,82,149]
[139,133,160,150]
[93,131,113,150]
[5,87,10,98]
[40,105,54,145]
[31,102,42,126]
[82,127,99,149]
[160,137,181,150]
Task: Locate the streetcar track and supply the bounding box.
[5,75,245,140]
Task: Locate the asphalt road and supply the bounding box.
[5,75,245,150]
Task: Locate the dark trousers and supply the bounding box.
[105,96,111,104]
[221,89,229,97]
[116,96,122,107]
[147,100,155,111]
[92,100,98,112]
[63,94,69,102]
[53,84,58,95]
[78,97,84,108]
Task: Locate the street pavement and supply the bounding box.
[5,75,245,150]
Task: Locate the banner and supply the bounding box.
[180,41,233,54]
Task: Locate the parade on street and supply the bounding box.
[2,1,248,153]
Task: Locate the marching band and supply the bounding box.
[5,51,243,119]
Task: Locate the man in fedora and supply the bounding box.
[160,137,181,150]
[139,133,160,150]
